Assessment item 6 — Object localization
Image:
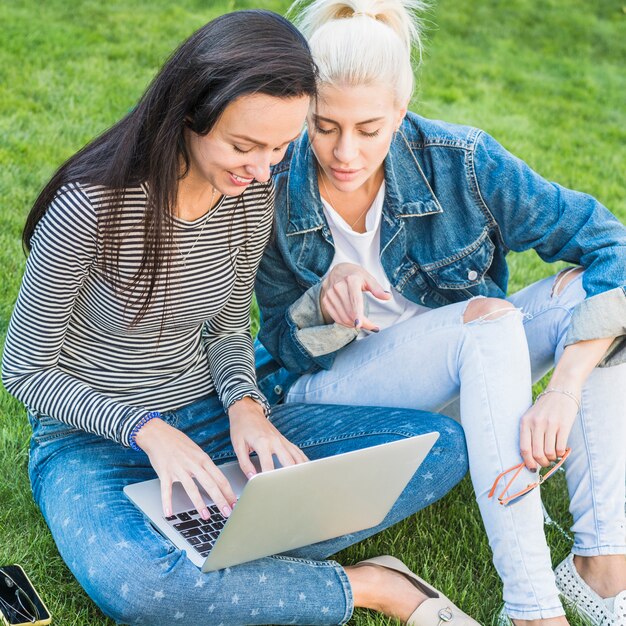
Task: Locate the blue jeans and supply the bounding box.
[287,272,626,620]
[28,396,468,625]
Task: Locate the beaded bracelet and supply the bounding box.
[536,388,581,411]
[129,411,162,451]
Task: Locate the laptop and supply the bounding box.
[124,432,438,572]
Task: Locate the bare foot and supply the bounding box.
[573,554,626,598]
[345,563,428,622]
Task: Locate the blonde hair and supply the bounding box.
[289,0,428,106]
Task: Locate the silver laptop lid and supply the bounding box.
[124,432,438,572]
[204,432,437,570]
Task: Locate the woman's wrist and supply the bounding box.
[536,387,581,411]
[539,353,586,410]
[541,367,584,409]
[228,396,266,421]
[549,365,588,389]
[130,411,163,451]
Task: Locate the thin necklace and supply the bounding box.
[319,172,372,231]
[175,186,217,267]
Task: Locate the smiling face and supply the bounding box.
[184,93,310,196]
[310,83,407,194]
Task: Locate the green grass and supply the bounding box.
[1,0,624,624]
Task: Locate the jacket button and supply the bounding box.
[273,385,283,396]
[467,270,478,281]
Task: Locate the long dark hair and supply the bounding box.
[24,10,317,322]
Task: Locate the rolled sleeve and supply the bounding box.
[565,287,626,366]
[287,282,359,357]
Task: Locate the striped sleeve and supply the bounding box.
[203,199,274,415]
[1,184,149,446]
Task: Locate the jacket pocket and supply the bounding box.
[421,231,495,291]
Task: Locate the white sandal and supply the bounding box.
[554,554,626,626]
[355,555,482,625]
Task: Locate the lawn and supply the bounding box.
[1,0,624,624]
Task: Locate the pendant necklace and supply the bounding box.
[319,173,371,231]
[175,186,217,267]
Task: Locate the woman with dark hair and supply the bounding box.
[2,9,470,626]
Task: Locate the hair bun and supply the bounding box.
[290,0,429,106]
[352,9,378,18]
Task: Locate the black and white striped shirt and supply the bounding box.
[2,181,273,446]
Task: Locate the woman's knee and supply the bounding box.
[392,410,468,478]
[390,412,469,505]
[350,407,468,470]
[463,297,516,324]
[428,413,469,478]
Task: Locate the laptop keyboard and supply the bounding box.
[165,505,226,558]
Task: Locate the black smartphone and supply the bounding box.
[0,565,51,626]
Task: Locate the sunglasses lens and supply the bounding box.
[0,578,37,623]
[17,588,38,620]
[0,597,21,622]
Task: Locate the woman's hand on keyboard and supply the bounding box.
[134,418,237,521]
[228,397,308,477]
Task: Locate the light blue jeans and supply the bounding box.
[28,395,468,625]
[287,272,626,620]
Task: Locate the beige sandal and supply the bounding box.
[355,555,482,626]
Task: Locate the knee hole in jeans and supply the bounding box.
[463,297,516,324]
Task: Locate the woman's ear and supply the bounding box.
[395,105,408,132]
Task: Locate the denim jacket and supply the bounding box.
[255,113,626,404]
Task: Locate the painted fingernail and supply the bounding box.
[354,319,360,328]
[384,290,391,294]
[222,505,232,518]
[530,468,537,473]
[165,507,172,517]
[371,327,380,333]
[201,507,210,520]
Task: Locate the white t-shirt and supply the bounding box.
[321,182,429,338]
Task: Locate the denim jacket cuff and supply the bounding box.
[289,281,327,328]
[287,282,359,358]
[565,286,626,367]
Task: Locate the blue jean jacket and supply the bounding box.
[255,113,626,402]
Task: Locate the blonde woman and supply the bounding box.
[255,1,626,625]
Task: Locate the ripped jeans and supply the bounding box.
[286,272,626,620]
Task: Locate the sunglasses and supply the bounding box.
[488,448,571,506]
[0,568,40,624]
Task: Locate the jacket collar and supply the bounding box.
[285,121,443,235]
